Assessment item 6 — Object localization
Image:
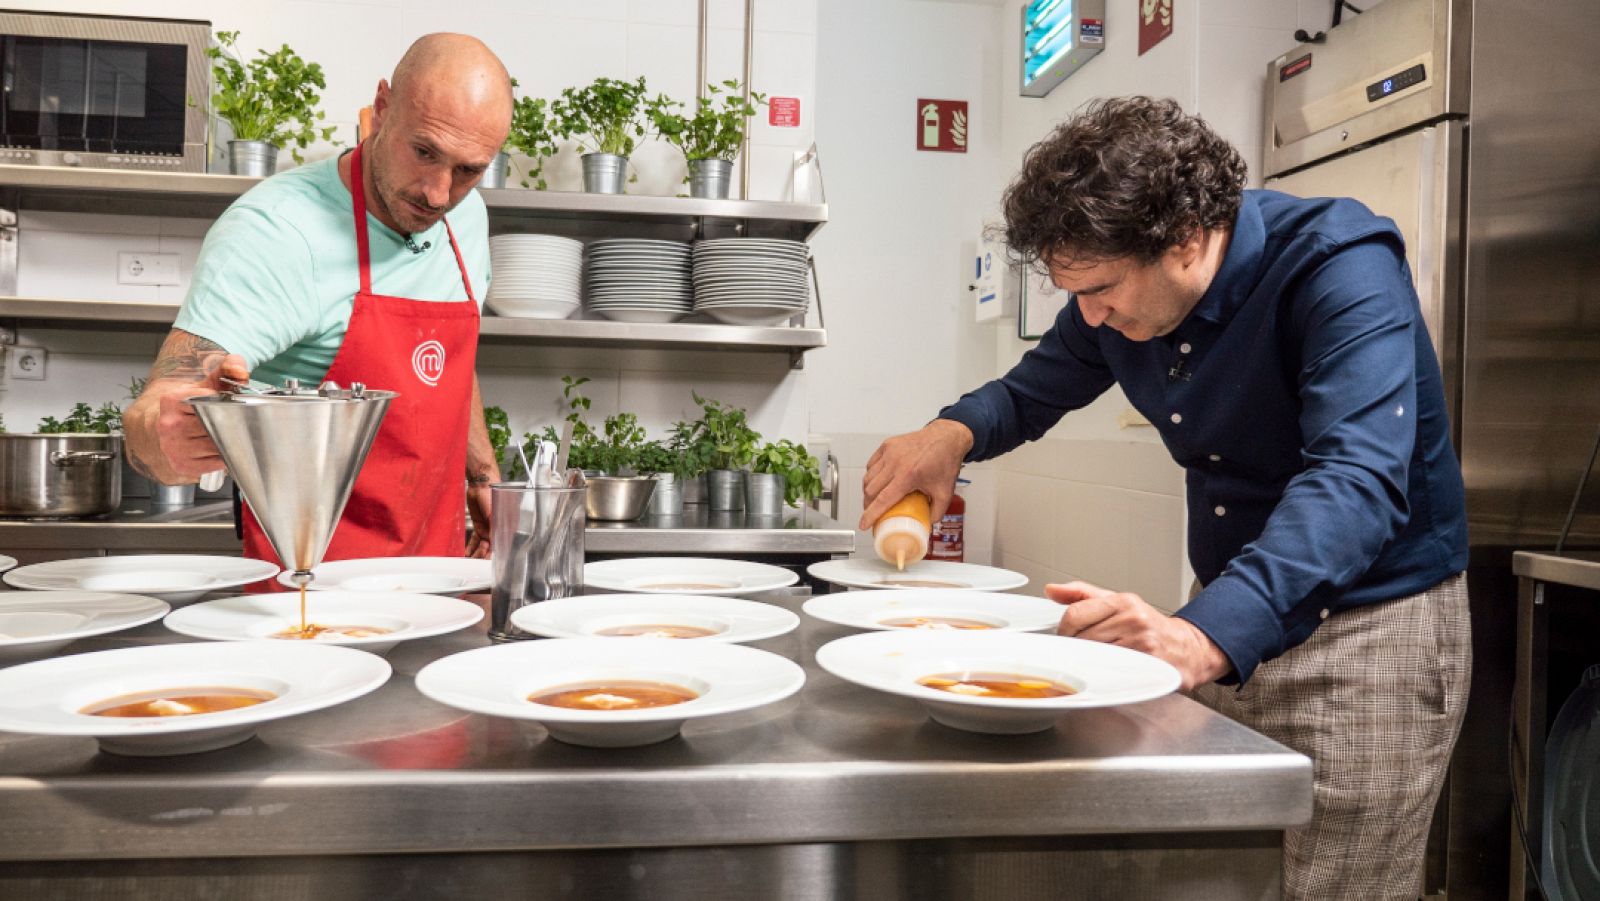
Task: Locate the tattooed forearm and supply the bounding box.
[147,329,230,383]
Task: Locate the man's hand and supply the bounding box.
[465,483,493,558]
[1046,581,1232,690]
[859,419,974,529]
[124,330,249,485]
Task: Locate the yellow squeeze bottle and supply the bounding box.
[873,492,932,571]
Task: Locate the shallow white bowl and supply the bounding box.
[4,555,280,604]
[275,557,492,595]
[415,638,805,748]
[583,558,799,596]
[0,591,170,660]
[0,641,391,755]
[163,591,484,655]
[806,558,1028,593]
[0,555,16,575]
[814,630,1180,735]
[511,593,799,643]
[802,589,1063,634]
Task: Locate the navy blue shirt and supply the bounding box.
[940,190,1468,684]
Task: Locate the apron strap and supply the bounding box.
[350,143,374,297]
[443,219,476,303]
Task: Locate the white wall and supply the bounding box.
[806,0,1010,561]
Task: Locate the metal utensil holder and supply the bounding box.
[489,481,586,641]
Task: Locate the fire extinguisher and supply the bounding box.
[929,477,968,562]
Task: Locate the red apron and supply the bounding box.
[243,142,480,565]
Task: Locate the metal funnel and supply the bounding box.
[186,383,397,583]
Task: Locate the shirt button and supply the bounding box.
[1213,505,1226,516]
[1208,454,1221,462]
[1170,413,1182,424]
[1179,342,1192,354]
[1320,609,1330,620]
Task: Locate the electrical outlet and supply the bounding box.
[117,252,181,286]
[7,346,46,381]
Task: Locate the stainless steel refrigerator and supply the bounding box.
[1262,0,1600,896]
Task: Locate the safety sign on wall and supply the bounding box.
[916,99,968,153]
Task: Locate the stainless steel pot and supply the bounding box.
[0,434,123,517]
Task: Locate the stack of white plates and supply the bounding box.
[486,234,583,320]
[692,238,811,327]
[585,239,693,324]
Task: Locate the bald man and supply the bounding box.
[125,34,513,562]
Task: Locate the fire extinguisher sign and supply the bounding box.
[916,99,968,153]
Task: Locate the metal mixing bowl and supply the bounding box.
[584,475,658,521]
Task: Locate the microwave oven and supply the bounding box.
[0,10,210,172]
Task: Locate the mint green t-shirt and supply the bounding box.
[175,156,490,388]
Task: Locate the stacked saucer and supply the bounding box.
[691,238,811,327]
[585,239,693,324]
[486,234,583,320]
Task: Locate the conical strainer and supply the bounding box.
[186,381,397,585]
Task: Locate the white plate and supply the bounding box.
[802,589,1063,634]
[805,559,1028,592]
[511,594,799,643]
[0,591,170,660]
[584,558,798,596]
[591,309,689,323]
[815,630,1180,734]
[0,555,16,575]
[163,590,484,655]
[5,555,281,604]
[415,638,804,747]
[275,557,492,595]
[0,641,391,755]
[700,307,800,326]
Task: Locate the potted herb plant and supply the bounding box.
[692,392,760,511]
[503,88,560,190]
[746,439,823,516]
[652,79,768,199]
[208,30,337,177]
[634,439,681,516]
[550,76,665,194]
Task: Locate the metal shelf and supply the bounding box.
[0,296,825,360]
[0,164,829,239]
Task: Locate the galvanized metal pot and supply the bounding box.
[228,140,278,177]
[706,469,746,511]
[647,472,684,517]
[681,473,708,505]
[582,152,628,194]
[688,158,733,199]
[745,472,786,516]
[0,434,123,517]
[479,151,510,190]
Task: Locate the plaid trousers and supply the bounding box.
[1191,572,1471,901]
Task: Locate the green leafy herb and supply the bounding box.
[551,76,669,159]
[37,402,121,434]
[651,79,768,162]
[750,439,822,506]
[692,391,761,471]
[208,30,338,165]
[483,405,512,471]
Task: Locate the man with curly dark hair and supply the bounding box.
[860,96,1469,899]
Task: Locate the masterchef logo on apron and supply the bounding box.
[412,340,446,386]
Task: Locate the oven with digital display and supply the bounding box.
[0,10,210,172]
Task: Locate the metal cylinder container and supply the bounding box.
[744,472,786,516]
[688,158,733,199]
[228,140,279,177]
[706,469,746,511]
[0,434,123,517]
[479,151,510,190]
[581,153,628,194]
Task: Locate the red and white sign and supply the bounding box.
[769,96,801,128]
[412,340,445,387]
[1139,0,1173,56]
[916,99,968,153]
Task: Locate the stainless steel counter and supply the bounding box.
[0,591,1311,900]
[0,502,857,563]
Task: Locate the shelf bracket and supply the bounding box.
[0,319,15,346]
[0,200,16,299]
[788,348,805,371]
